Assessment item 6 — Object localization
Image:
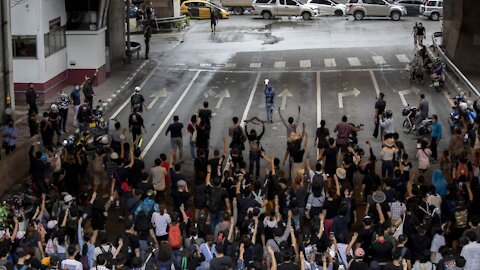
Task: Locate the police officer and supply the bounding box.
[131,86,147,113]
[129,107,146,143]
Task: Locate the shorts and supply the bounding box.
[171,137,183,150]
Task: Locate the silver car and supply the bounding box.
[394,0,423,16]
[346,0,407,21]
[419,0,442,21]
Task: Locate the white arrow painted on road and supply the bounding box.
[338,88,360,108]
[215,89,231,109]
[278,89,293,110]
[398,86,420,106]
[147,88,169,109]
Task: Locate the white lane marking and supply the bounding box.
[240,72,262,128]
[338,88,361,108]
[300,60,311,68]
[347,57,361,66]
[274,61,286,68]
[110,61,159,119]
[200,63,211,68]
[278,89,293,110]
[372,56,386,65]
[316,71,321,126]
[396,54,410,63]
[398,87,420,106]
[250,63,261,68]
[215,89,231,109]
[369,70,380,96]
[167,67,405,73]
[225,63,236,68]
[141,71,201,157]
[147,88,169,109]
[324,58,336,68]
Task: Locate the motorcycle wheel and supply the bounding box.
[403,119,412,134]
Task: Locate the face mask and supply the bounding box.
[75,86,80,90]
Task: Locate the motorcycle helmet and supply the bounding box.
[384,110,393,118]
[134,86,141,92]
[50,104,58,112]
[99,135,109,145]
[459,102,468,111]
[402,107,410,116]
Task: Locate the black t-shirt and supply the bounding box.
[196,127,210,149]
[277,262,298,270]
[416,26,425,36]
[316,127,330,148]
[209,256,234,270]
[278,187,291,210]
[128,113,143,128]
[323,198,341,219]
[121,232,140,259]
[409,234,431,262]
[346,256,369,270]
[370,240,393,263]
[129,159,145,188]
[198,109,212,127]
[324,147,338,175]
[137,181,154,194]
[375,99,386,114]
[384,262,402,270]
[292,149,305,163]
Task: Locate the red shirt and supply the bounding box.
[161,161,170,184]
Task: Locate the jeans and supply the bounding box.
[59,109,68,131]
[266,105,273,123]
[382,160,394,179]
[249,153,260,178]
[139,239,148,262]
[190,136,196,160]
[210,210,224,233]
[73,105,80,127]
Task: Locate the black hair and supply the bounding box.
[96,254,106,266]
[67,245,77,256]
[115,122,121,129]
[155,158,161,166]
[233,117,239,124]
[203,101,209,108]
[342,115,347,122]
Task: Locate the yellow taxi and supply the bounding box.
[180,0,230,19]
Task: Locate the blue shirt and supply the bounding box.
[70,89,81,106]
[2,125,18,146]
[200,243,216,262]
[264,86,275,106]
[432,121,442,139]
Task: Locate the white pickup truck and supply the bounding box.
[220,0,254,15]
[252,0,320,20]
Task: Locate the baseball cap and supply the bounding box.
[354,248,365,257]
[64,194,75,203]
[134,86,141,92]
[177,179,187,188]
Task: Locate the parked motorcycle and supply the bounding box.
[448,95,476,134]
[402,105,432,135]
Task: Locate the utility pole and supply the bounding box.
[126,0,132,63]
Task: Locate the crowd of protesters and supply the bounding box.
[1,77,480,270]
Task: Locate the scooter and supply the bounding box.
[402,105,432,135]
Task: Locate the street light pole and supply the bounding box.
[126,0,132,63]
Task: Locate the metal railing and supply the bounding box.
[431,31,480,97]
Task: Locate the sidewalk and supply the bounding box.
[11,29,187,148]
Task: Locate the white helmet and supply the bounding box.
[50,104,58,111]
[100,135,109,145]
[134,86,141,92]
[459,102,468,111]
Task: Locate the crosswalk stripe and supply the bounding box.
[300,60,311,68]
[200,63,211,67]
[324,58,336,67]
[225,63,236,68]
[372,56,386,65]
[250,63,261,68]
[395,54,410,63]
[347,57,361,66]
[274,61,286,68]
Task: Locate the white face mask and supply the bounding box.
[75,86,80,90]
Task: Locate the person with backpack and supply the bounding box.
[92,254,112,270]
[78,216,98,269]
[206,166,231,233]
[130,87,147,113]
[245,117,265,180]
[93,235,117,267]
[61,245,83,270]
[168,207,189,261]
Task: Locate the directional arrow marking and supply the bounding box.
[338,88,360,108]
[398,87,420,106]
[147,88,169,109]
[278,89,293,110]
[215,89,231,109]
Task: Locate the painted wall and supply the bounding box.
[66,28,107,69]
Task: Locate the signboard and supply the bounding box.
[49,17,61,30]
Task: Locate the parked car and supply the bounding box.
[221,0,254,15]
[394,0,423,16]
[180,0,230,19]
[420,0,442,20]
[306,0,347,16]
[252,0,320,20]
[346,0,407,21]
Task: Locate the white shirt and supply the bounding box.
[416,148,432,170]
[379,118,395,134]
[151,212,171,236]
[430,233,445,264]
[61,259,83,270]
[460,241,480,270]
[90,266,110,270]
[380,146,398,161]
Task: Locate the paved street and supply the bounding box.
[116,15,451,176]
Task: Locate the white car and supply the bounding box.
[306,0,346,16]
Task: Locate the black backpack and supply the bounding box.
[208,186,223,212]
[131,94,142,105]
[99,245,114,268]
[287,140,301,156]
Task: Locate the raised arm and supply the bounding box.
[346,232,358,255]
[376,203,385,224]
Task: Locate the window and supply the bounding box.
[286,0,297,5]
[44,26,66,57]
[279,0,285,5]
[255,0,271,3]
[414,1,423,4]
[426,1,437,6]
[438,1,442,7]
[12,36,37,58]
[318,0,331,4]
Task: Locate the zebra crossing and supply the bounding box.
[190,54,412,70]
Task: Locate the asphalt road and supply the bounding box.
[115,15,452,177]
